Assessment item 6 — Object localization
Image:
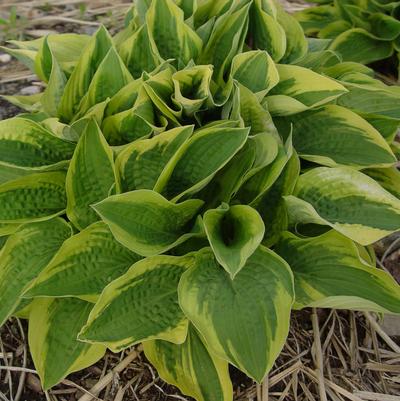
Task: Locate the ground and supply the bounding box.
[0,1,399,401]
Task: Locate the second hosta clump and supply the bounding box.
[1,0,400,399]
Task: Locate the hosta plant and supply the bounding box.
[1,0,400,399]
[295,0,400,77]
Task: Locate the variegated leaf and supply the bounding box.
[93,189,204,256]
[0,218,72,326]
[29,297,106,389]
[179,246,294,382]
[79,254,196,351]
[275,230,400,313]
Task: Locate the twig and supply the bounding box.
[262,376,268,401]
[14,319,26,401]
[353,391,400,401]
[0,367,37,374]
[78,346,142,401]
[364,313,400,354]
[311,309,328,401]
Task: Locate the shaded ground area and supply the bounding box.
[0,1,400,400]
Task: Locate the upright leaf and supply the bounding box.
[58,26,113,122]
[203,204,265,278]
[172,66,214,116]
[250,0,286,62]
[254,151,300,247]
[40,39,67,117]
[66,120,116,230]
[198,1,251,82]
[75,47,133,119]
[119,24,162,79]
[231,50,279,98]
[154,126,249,201]
[146,0,202,66]
[116,126,193,192]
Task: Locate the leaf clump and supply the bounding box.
[1,0,400,398]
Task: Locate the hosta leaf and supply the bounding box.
[254,152,300,247]
[268,64,348,114]
[196,133,277,209]
[231,50,279,98]
[58,26,113,122]
[79,254,195,351]
[337,81,400,120]
[285,167,400,246]
[93,189,204,256]
[154,126,249,201]
[363,114,400,143]
[103,86,166,145]
[277,105,396,168]
[105,77,144,116]
[364,167,400,199]
[192,0,232,28]
[66,119,116,230]
[24,222,141,300]
[0,223,21,237]
[0,172,67,223]
[318,19,352,39]
[0,218,72,326]
[34,36,53,82]
[9,33,90,75]
[329,28,394,64]
[119,23,162,79]
[172,65,214,116]
[40,40,67,117]
[75,47,133,119]
[29,297,106,390]
[198,1,251,82]
[275,231,400,313]
[144,324,233,401]
[236,84,276,135]
[275,3,308,64]
[146,0,202,67]
[294,5,338,35]
[1,93,42,113]
[0,117,75,170]
[116,126,193,192]
[370,13,400,41]
[203,204,265,278]
[0,46,37,71]
[250,0,286,61]
[235,135,293,204]
[179,247,294,382]
[143,68,182,124]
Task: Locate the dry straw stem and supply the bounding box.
[78,345,142,401]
